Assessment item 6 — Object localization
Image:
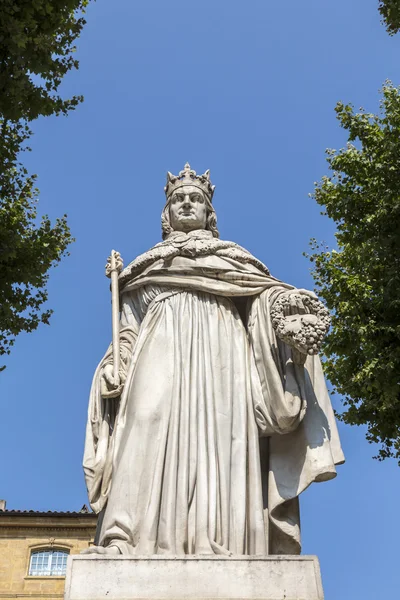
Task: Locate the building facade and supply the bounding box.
[0,502,97,600]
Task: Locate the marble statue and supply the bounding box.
[83,164,344,557]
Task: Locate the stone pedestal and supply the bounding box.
[64,555,324,600]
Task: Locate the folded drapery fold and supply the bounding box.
[83,236,344,555]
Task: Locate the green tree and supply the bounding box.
[308,82,400,462]
[379,0,400,35]
[0,1,90,365]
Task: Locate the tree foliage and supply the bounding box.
[308,82,400,462]
[379,0,400,35]
[0,1,90,363]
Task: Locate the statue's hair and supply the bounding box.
[161,195,220,240]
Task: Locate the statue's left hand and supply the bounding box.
[277,289,318,316]
[271,289,331,358]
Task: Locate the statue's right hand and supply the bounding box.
[100,364,125,398]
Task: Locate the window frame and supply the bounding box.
[28,548,70,577]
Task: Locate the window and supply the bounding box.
[29,549,69,576]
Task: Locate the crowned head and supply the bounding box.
[164,162,215,202]
[162,163,219,239]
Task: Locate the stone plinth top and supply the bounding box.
[64,555,324,600]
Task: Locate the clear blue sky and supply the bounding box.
[1,1,399,598]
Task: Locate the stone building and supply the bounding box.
[0,501,97,600]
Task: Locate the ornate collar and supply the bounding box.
[119,230,270,289]
[166,229,213,242]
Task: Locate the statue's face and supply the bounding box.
[169,185,207,233]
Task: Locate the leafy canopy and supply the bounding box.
[379,0,400,35]
[0,1,90,363]
[308,82,400,463]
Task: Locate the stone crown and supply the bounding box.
[164,163,215,202]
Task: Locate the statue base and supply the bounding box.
[64,555,324,600]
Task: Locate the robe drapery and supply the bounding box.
[83,230,344,556]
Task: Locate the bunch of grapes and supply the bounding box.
[271,294,331,355]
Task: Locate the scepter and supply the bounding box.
[105,250,124,387]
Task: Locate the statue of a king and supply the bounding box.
[83,163,344,557]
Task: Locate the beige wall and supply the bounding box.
[0,514,96,600]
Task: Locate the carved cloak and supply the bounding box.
[83,231,344,555]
